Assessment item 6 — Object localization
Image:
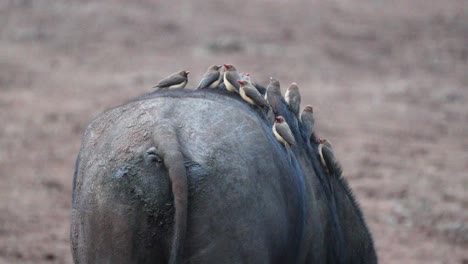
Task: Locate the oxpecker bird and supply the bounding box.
[197,65,223,89]
[153,70,189,89]
[285,83,301,116]
[273,116,296,162]
[238,80,268,108]
[318,138,342,176]
[265,77,282,115]
[300,105,315,140]
[223,64,241,93]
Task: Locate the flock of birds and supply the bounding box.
[152,64,339,176]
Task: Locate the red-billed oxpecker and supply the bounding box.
[197,65,223,89]
[285,82,301,117]
[223,64,241,93]
[153,70,189,89]
[273,116,296,161]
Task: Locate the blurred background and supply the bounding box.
[0,0,466,263]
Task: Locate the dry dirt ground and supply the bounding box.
[0,0,467,263]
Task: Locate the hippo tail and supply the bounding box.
[152,122,188,264]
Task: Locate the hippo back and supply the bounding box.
[71,88,377,263]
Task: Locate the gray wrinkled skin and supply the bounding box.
[71,89,377,264]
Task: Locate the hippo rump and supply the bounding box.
[71,87,377,264]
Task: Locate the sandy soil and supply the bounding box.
[0,0,467,263]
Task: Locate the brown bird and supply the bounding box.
[273,116,296,148]
[285,83,301,116]
[223,64,241,93]
[197,65,223,89]
[318,138,342,176]
[300,105,315,140]
[265,77,282,114]
[153,70,189,89]
[238,80,268,107]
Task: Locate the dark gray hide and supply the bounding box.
[71,88,377,264]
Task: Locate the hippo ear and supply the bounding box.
[145,147,163,164]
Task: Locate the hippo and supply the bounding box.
[71,87,377,263]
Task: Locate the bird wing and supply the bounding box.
[155,73,185,88]
[225,72,240,89]
[277,123,297,146]
[197,71,220,89]
[266,90,282,113]
[243,86,268,106]
[291,97,301,113]
[286,91,301,114]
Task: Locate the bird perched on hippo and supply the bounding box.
[153,70,190,89]
[223,64,242,93]
[285,82,301,117]
[265,77,283,115]
[197,65,223,89]
[237,80,268,108]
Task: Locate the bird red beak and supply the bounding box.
[246,73,250,76]
[274,117,281,122]
[223,64,229,68]
[237,80,243,85]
